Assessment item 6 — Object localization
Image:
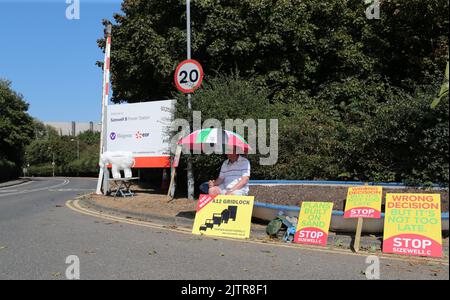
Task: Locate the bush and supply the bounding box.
[0,158,19,182]
[351,86,449,185]
[64,156,99,177]
[25,126,100,177]
[27,164,54,177]
[173,75,449,191]
[0,80,34,180]
[174,75,280,187]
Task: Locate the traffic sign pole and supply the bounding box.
[187,0,191,65]
[172,2,203,201]
[186,0,194,200]
[172,59,203,201]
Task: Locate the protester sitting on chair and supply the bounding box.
[203,147,250,196]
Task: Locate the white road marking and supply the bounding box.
[0,179,70,198]
[0,180,33,190]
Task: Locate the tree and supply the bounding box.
[100,0,448,104]
[431,62,449,108]
[350,85,449,185]
[174,74,275,185]
[25,125,100,177]
[99,0,449,186]
[0,80,34,180]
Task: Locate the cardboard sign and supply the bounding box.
[294,202,334,247]
[383,194,442,258]
[344,186,382,218]
[192,194,254,239]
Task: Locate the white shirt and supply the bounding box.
[219,156,251,194]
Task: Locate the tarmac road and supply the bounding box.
[0,177,448,280]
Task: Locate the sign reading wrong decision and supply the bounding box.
[383,194,442,258]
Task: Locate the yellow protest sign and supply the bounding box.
[383,194,442,257]
[344,186,382,218]
[294,202,334,246]
[192,194,254,239]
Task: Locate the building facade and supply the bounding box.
[44,121,101,136]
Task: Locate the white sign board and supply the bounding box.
[106,100,175,168]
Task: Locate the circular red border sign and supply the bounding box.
[174,59,204,94]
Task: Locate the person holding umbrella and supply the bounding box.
[205,146,250,196]
[177,128,252,196]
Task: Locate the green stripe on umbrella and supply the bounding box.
[195,128,213,143]
[178,128,251,152]
[228,131,247,143]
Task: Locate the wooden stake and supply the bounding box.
[167,168,177,202]
[354,217,364,252]
[167,145,182,202]
[353,181,370,252]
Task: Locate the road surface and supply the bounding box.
[0,177,448,280]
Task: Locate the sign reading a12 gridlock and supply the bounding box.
[192,194,254,239]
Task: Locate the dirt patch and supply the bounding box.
[87,183,448,217]
[88,192,196,218]
[249,185,449,212]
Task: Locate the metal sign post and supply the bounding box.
[186,0,194,200]
[174,57,204,199]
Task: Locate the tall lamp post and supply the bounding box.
[71,138,80,177]
[48,146,55,177]
[71,138,80,159]
[23,152,28,177]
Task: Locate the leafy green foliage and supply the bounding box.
[101,0,448,103]
[174,75,275,184]
[99,0,449,187]
[356,86,449,185]
[0,159,18,181]
[25,124,100,177]
[431,62,449,108]
[0,80,34,181]
[175,75,449,187]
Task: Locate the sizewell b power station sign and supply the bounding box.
[106,100,175,168]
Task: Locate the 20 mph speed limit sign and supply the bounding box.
[174,59,204,93]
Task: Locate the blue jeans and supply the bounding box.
[199,182,209,194]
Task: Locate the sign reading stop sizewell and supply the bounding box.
[174,59,204,93]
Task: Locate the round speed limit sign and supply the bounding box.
[174,59,204,93]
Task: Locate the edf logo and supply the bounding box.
[135,131,149,140]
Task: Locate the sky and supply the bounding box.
[0,0,123,122]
